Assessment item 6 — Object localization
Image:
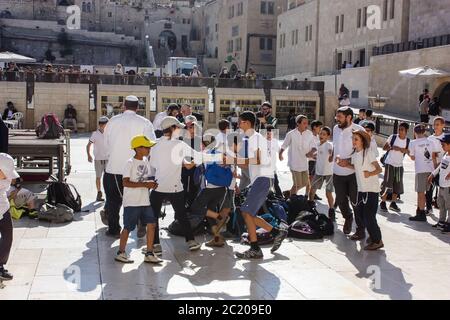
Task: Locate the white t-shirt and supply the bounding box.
[89,130,108,161]
[281,129,316,172]
[246,131,274,184]
[435,154,450,188]
[267,138,280,173]
[384,135,409,167]
[409,137,436,174]
[122,157,152,207]
[309,134,320,162]
[429,133,445,164]
[0,178,12,220]
[315,141,333,176]
[333,123,364,176]
[352,150,380,193]
[104,110,156,175]
[370,137,379,158]
[149,137,206,193]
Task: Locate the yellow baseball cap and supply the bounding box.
[130,135,156,149]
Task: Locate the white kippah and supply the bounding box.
[125,95,139,102]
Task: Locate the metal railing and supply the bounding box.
[372,34,450,57]
[0,71,325,90]
[375,116,450,139]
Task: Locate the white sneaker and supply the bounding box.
[115,251,134,264]
[144,252,162,264]
[188,240,202,251]
[153,244,162,256]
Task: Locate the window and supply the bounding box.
[295,29,298,45]
[236,38,242,51]
[335,16,339,34]
[260,37,266,50]
[363,7,367,27]
[108,12,112,18]
[267,38,273,50]
[309,25,313,41]
[305,26,309,41]
[215,24,218,32]
[383,0,388,21]
[86,2,91,12]
[357,8,362,28]
[229,5,234,19]
[351,90,359,99]
[268,2,275,14]
[227,40,234,52]
[237,2,243,16]
[340,14,344,32]
[261,1,267,14]
[390,0,395,19]
[82,2,86,12]
[292,30,295,45]
[232,25,239,37]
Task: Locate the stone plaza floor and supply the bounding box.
[1,134,450,300]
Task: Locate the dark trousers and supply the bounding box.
[426,175,439,210]
[190,187,227,217]
[355,192,382,243]
[274,174,283,198]
[333,174,364,230]
[0,211,13,266]
[103,172,123,234]
[151,191,194,243]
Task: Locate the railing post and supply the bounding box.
[375,117,381,135]
[393,120,399,135]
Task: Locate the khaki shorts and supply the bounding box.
[94,160,108,178]
[291,170,309,190]
[415,172,431,193]
[13,188,37,208]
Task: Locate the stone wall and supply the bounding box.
[368,45,450,118]
[409,0,450,41]
[0,81,27,115]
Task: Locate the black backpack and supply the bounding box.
[47,182,82,212]
[296,211,334,236]
[286,195,314,224]
[167,213,210,237]
[36,113,64,139]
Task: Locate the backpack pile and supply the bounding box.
[47,182,82,213]
[36,113,64,139]
[288,210,335,240]
[38,203,74,223]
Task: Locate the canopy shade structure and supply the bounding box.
[0,51,36,63]
[399,66,450,78]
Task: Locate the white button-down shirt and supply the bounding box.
[333,123,364,176]
[104,110,156,175]
[281,129,316,172]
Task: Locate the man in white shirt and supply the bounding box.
[226,112,288,260]
[279,115,317,197]
[86,116,109,202]
[102,96,156,238]
[153,103,180,139]
[427,116,446,214]
[333,107,364,237]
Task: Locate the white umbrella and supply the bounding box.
[399,66,449,78]
[0,51,36,63]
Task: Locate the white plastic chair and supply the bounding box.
[11,112,24,129]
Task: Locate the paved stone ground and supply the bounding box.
[1,133,450,300]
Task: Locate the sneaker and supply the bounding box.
[328,208,336,222]
[0,268,13,281]
[137,223,146,239]
[115,251,134,264]
[212,216,230,236]
[205,236,225,248]
[343,217,353,235]
[100,209,108,226]
[105,229,121,239]
[364,240,384,251]
[96,191,104,202]
[144,252,162,264]
[349,230,366,241]
[432,221,446,229]
[153,244,162,256]
[235,247,264,260]
[188,240,202,251]
[409,211,427,222]
[426,208,433,216]
[380,202,388,212]
[441,223,450,233]
[271,228,288,253]
[389,202,401,213]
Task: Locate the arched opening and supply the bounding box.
[0,10,12,18]
[437,82,450,110]
[158,30,177,52]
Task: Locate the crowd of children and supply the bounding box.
[2,102,450,280]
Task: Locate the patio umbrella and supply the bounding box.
[399,66,450,78]
[0,51,36,63]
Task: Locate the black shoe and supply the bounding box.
[409,211,427,222]
[380,202,388,212]
[271,228,288,253]
[441,223,450,233]
[432,221,446,229]
[314,194,322,201]
[96,191,104,202]
[328,208,336,222]
[106,229,121,239]
[235,248,264,260]
[0,268,13,281]
[389,202,401,213]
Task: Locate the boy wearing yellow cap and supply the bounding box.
[115,136,160,264]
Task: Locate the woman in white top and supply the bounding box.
[339,130,384,251]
